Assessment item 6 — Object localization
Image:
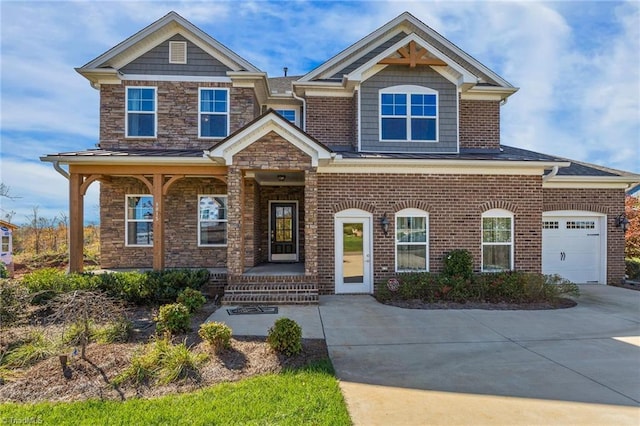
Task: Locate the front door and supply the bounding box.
[335,211,372,294]
[270,202,298,262]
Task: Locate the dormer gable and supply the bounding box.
[76,11,260,88]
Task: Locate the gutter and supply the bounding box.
[542,165,558,182]
[52,161,69,179]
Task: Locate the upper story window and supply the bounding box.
[199,88,229,138]
[275,109,296,123]
[126,87,156,138]
[126,195,154,247]
[380,85,438,142]
[482,209,514,272]
[395,208,429,272]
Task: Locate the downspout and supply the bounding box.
[53,161,70,179]
[292,91,307,132]
[542,165,559,182]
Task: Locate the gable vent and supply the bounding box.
[169,41,187,64]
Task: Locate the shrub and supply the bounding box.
[21,268,99,303]
[94,319,133,344]
[177,287,206,313]
[0,262,8,279]
[267,318,302,356]
[114,337,207,386]
[1,330,59,368]
[0,279,29,327]
[155,303,191,335]
[97,271,152,305]
[198,322,232,353]
[626,258,640,280]
[443,249,473,279]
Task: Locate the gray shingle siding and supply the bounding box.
[360,65,458,153]
[120,34,232,76]
[330,32,407,79]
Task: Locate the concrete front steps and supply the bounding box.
[222,283,319,305]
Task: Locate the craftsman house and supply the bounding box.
[42,12,639,303]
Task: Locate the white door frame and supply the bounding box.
[542,210,607,284]
[268,200,299,262]
[335,209,373,294]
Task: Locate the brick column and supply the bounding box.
[227,167,244,276]
[243,178,258,268]
[304,169,318,276]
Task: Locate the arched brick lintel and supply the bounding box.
[478,200,518,214]
[332,201,376,214]
[543,203,610,215]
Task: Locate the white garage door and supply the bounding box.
[542,214,604,284]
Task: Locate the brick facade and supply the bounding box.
[99,81,257,150]
[317,173,543,294]
[543,187,626,285]
[100,177,228,268]
[459,98,500,151]
[305,96,355,149]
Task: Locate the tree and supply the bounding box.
[625,195,640,258]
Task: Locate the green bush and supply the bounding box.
[114,337,207,386]
[177,287,206,313]
[0,279,29,327]
[443,249,474,279]
[267,318,302,356]
[198,322,232,353]
[0,262,8,279]
[155,303,191,335]
[21,268,99,303]
[94,319,133,344]
[626,258,640,280]
[1,330,59,368]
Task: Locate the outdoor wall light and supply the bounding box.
[615,213,630,233]
[380,213,390,236]
[277,174,286,182]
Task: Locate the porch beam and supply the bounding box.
[69,173,84,273]
[69,164,227,176]
[152,174,165,270]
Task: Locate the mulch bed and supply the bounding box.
[380,297,577,310]
[0,301,328,403]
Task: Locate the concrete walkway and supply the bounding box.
[209,286,640,425]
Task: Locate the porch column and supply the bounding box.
[69,173,84,273]
[152,174,165,270]
[227,167,244,275]
[304,169,318,276]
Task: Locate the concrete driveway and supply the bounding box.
[320,285,640,425]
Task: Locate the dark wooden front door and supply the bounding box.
[270,202,297,261]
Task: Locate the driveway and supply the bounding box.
[319,286,640,425]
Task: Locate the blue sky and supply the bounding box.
[1,0,639,225]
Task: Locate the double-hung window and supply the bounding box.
[199,88,229,138]
[395,209,429,271]
[126,195,154,246]
[1,235,10,254]
[198,195,228,246]
[126,87,156,137]
[380,85,438,142]
[482,209,514,272]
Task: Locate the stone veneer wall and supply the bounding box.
[316,173,543,294]
[100,177,227,268]
[543,187,626,285]
[99,81,257,150]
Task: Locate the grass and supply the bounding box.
[0,360,352,425]
[342,234,363,253]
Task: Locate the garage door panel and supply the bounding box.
[542,215,603,284]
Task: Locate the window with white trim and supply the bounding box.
[395,208,429,271]
[380,85,438,142]
[275,109,296,123]
[126,87,156,137]
[1,235,10,253]
[482,209,514,272]
[126,195,154,246]
[199,88,229,138]
[198,195,228,246]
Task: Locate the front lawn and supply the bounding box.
[0,360,351,425]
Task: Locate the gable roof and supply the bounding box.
[204,110,333,167]
[298,12,516,99]
[77,11,259,85]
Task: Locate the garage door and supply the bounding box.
[542,214,604,284]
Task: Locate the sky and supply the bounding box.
[1,0,639,225]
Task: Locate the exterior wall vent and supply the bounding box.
[169,41,187,64]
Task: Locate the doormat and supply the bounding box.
[227,306,279,315]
